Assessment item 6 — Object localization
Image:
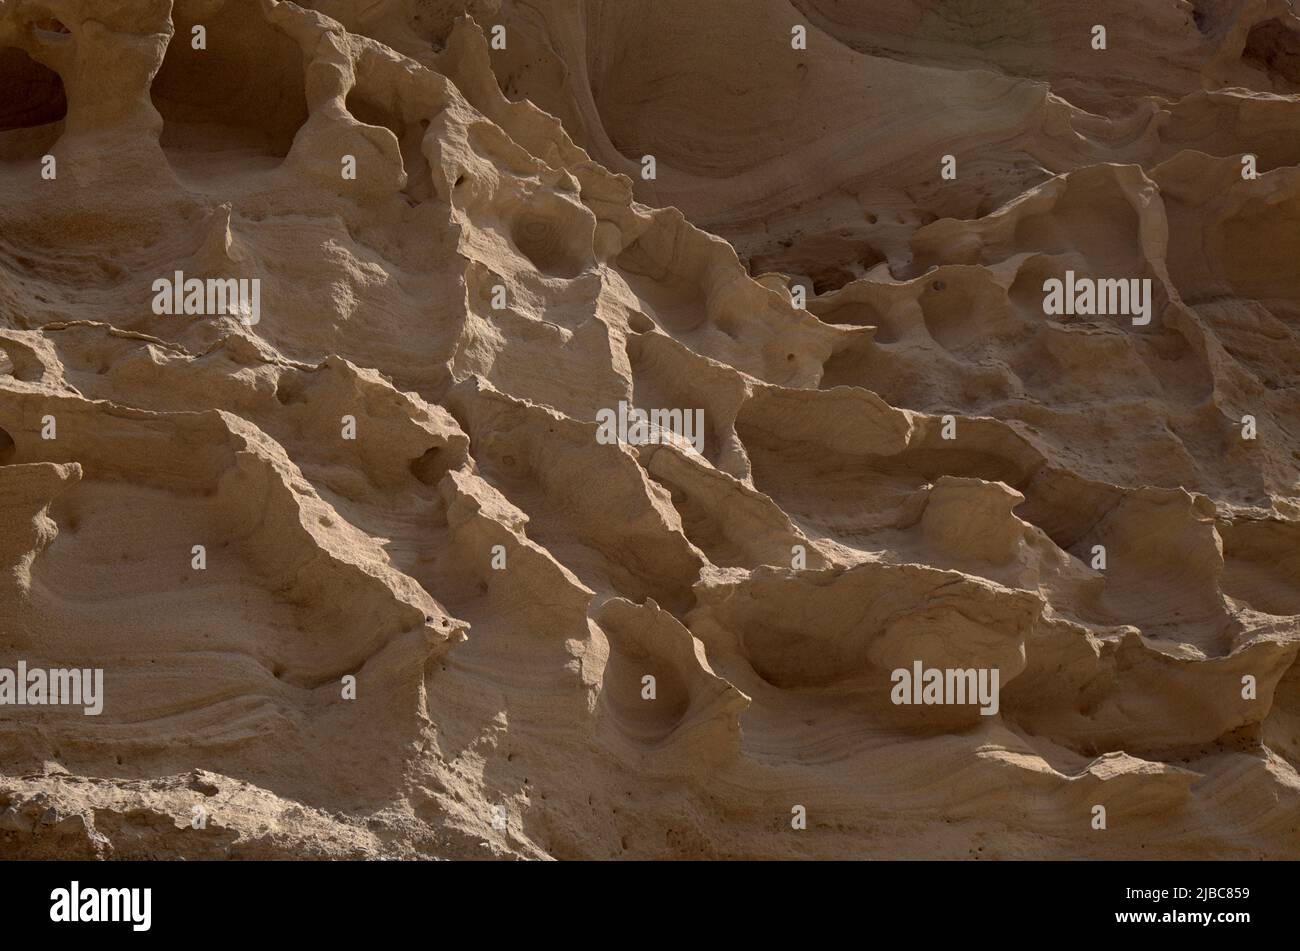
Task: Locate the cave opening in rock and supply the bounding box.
[0,426,16,465]
[0,47,66,161]
[410,446,449,486]
[149,5,309,169]
[1243,19,1300,89]
[345,83,434,202]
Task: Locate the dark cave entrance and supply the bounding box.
[0,47,66,161]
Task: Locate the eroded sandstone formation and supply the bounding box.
[1,0,1298,859]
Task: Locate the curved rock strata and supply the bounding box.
[1,0,1298,859]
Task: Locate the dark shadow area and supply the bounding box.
[345,83,433,203]
[0,426,16,464]
[1243,19,1300,89]
[0,47,66,161]
[151,6,308,161]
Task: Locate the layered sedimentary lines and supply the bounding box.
[0,0,1298,860]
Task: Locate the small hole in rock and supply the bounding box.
[410,446,451,485]
[33,19,70,36]
[627,312,655,334]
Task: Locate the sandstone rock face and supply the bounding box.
[0,0,1298,859]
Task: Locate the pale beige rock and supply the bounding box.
[0,0,1298,860]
